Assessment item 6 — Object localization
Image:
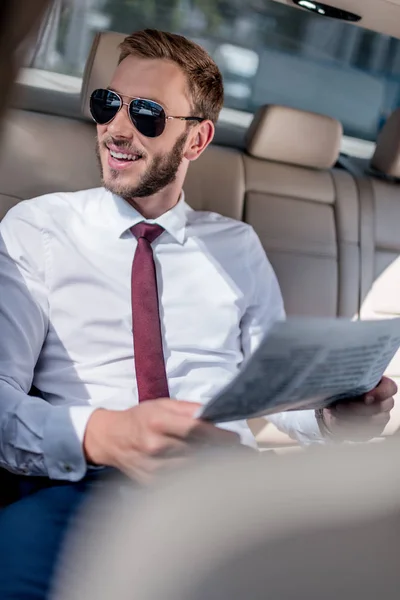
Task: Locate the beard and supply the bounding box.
[96,131,188,201]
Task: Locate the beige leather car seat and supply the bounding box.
[244,104,359,319]
[0,110,100,219]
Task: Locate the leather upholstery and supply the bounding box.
[0,109,100,217]
[246,105,343,170]
[243,146,359,320]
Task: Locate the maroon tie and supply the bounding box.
[131,223,169,402]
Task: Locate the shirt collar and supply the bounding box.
[103,189,188,244]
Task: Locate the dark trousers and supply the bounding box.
[0,469,118,600]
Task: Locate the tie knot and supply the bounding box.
[131,222,164,244]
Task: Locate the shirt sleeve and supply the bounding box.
[241,226,324,445]
[0,202,94,481]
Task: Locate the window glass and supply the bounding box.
[26,0,400,141]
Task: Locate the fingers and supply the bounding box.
[364,376,398,404]
[146,399,241,447]
[370,413,391,428]
[328,407,391,427]
[150,398,202,417]
[109,400,244,483]
[136,409,237,452]
[329,376,397,427]
[325,408,391,442]
[377,396,395,412]
[141,431,190,457]
[332,396,394,418]
[160,412,241,447]
[164,399,203,417]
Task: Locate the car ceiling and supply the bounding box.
[272,0,400,40]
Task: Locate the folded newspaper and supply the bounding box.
[199,317,400,423]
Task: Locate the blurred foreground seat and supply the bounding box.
[0,0,52,505]
[54,440,400,600]
[0,0,51,124]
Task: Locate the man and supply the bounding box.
[0,29,395,598]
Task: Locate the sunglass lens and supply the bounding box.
[129,99,166,137]
[90,89,121,125]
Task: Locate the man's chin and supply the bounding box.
[102,172,139,201]
[103,165,129,186]
[102,177,126,197]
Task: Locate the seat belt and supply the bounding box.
[338,157,375,318]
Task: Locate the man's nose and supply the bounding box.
[107,103,134,138]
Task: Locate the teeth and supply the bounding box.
[109,149,140,161]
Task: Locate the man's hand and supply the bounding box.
[83,399,240,483]
[320,376,397,441]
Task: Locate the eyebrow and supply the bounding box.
[107,87,169,111]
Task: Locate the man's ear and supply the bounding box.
[184,120,215,162]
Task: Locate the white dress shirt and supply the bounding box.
[0,187,323,481]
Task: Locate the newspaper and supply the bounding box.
[199,318,400,423]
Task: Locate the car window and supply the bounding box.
[21,0,400,151]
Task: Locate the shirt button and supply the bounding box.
[63,464,72,473]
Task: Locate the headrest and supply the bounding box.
[246,105,343,169]
[371,109,400,178]
[81,31,126,120]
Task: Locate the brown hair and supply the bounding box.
[118,29,224,124]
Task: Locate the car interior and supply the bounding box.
[1,0,400,485]
[3,3,400,596]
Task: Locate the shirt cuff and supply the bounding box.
[267,409,326,445]
[42,405,98,481]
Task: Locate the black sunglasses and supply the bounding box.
[90,88,205,138]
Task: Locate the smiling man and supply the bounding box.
[0,29,396,599]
